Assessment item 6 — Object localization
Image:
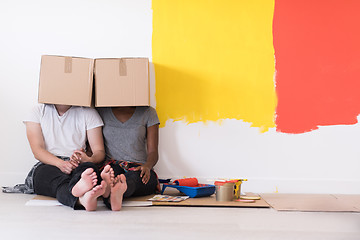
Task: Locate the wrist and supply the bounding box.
[54,158,63,168]
[88,151,105,164]
[143,163,152,169]
[81,155,91,163]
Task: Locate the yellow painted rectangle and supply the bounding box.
[152,0,276,132]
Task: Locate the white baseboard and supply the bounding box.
[2,171,359,194]
[241,178,360,194]
[159,176,360,194]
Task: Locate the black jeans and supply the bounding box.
[103,162,158,209]
[33,162,100,210]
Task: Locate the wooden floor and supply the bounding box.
[1,192,359,240]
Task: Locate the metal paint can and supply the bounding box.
[214,181,235,201]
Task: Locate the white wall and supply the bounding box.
[0,0,153,184]
[158,120,360,194]
[1,0,359,194]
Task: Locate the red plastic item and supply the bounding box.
[214,180,237,186]
[174,178,199,187]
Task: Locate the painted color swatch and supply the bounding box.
[152,0,277,132]
[274,0,360,133]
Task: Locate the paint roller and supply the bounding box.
[173,178,199,187]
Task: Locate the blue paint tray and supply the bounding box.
[161,183,215,198]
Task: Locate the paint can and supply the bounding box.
[214,181,235,201]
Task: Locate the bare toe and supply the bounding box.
[110,175,127,211]
[72,168,97,197]
[79,181,107,211]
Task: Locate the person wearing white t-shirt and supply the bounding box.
[24,104,108,211]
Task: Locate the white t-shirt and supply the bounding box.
[24,104,104,158]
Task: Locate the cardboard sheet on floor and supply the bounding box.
[128,192,270,208]
[29,193,269,208]
[29,195,152,207]
[260,193,360,212]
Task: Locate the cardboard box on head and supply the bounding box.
[38,55,94,107]
[38,56,150,107]
[94,58,150,107]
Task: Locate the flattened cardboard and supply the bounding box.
[30,193,360,211]
[128,192,270,208]
[31,195,152,207]
[260,193,360,212]
[33,195,58,201]
[38,55,94,107]
[33,193,269,208]
[334,194,360,211]
[94,58,149,107]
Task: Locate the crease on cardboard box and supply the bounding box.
[64,57,72,73]
[119,58,127,76]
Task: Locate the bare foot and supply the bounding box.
[100,165,114,198]
[72,168,97,197]
[110,174,127,211]
[78,181,107,211]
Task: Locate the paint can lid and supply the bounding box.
[214,180,236,186]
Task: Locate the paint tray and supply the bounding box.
[161,183,215,198]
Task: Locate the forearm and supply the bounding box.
[85,126,105,164]
[32,148,64,168]
[144,151,158,169]
[145,124,159,169]
[26,122,63,169]
[87,150,105,164]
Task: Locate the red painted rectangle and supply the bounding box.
[274,0,360,133]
